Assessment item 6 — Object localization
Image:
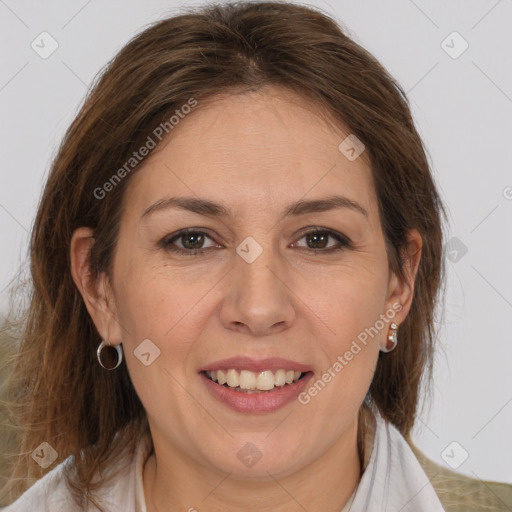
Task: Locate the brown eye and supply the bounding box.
[305,231,330,249]
[161,229,217,255]
[179,232,206,250]
[294,228,352,253]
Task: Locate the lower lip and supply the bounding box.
[200,371,314,413]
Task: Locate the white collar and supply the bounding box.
[341,407,446,511]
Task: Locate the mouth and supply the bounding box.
[199,356,314,412]
[199,360,314,413]
[202,368,308,393]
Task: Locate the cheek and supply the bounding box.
[112,267,207,416]
[312,261,389,346]
[114,266,206,347]
[319,284,383,390]
[111,262,237,418]
[298,274,386,427]
[304,257,389,406]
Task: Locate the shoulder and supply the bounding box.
[2,433,150,512]
[1,458,75,512]
[410,442,512,512]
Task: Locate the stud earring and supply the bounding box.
[97,340,123,370]
[380,322,398,353]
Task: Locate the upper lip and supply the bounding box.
[199,356,313,374]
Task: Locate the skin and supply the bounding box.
[71,85,422,512]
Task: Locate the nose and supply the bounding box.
[219,244,296,337]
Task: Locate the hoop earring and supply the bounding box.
[97,340,123,370]
[380,322,398,353]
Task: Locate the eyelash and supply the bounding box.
[160,227,352,256]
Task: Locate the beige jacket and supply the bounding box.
[358,406,512,511]
[413,444,512,511]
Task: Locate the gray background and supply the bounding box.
[0,0,511,484]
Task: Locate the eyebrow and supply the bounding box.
[141,194,368,220]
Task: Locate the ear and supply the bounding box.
[383,228,423,327]
[70,227,124,346]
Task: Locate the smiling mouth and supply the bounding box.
[203,369,308,393]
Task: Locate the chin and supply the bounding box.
[199,434,309,480]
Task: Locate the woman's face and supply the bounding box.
[79,85,419,478]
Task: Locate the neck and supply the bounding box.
[143,411,373,512]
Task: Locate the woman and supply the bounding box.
[1,2,510,511]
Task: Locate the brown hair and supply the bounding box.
[0,1,446,508]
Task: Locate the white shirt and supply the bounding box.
[2,408,445,511]
[341,408,446,511]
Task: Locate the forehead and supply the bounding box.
[123,86,378,222]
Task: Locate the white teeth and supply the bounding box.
[256,370,275,391]
[274,369,286,387]
[239,370,257,390]
[217,369,227,385]
[205,368,304,391]
[226,369,238,388]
